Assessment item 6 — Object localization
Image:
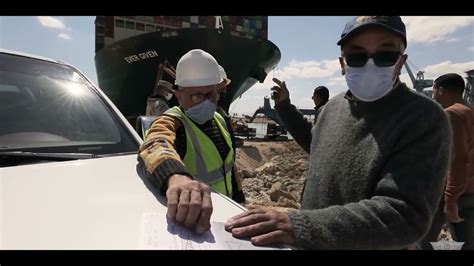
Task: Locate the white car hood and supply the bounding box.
[0,155,244,249]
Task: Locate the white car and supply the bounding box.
[0,49,246,249]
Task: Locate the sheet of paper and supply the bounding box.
[141,212,290,250]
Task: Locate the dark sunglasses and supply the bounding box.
[180,89,220,104]
[344,51,402,68]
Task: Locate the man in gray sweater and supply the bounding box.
[224,16,452,249]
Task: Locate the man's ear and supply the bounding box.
[438,86,444,95]
[339,57,345,75]
[174,89,182,102]
[395,54,408,76]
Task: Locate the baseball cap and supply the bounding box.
[337,16,407,48]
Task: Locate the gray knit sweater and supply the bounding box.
[275,82,451,249]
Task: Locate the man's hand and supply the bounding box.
[224,206,295,246]
[444,201,464,223]
[270,78,290,105]
[166,174,213,234]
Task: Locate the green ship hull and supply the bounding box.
[95,28,281,118]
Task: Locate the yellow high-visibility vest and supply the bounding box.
[165,106,234,196]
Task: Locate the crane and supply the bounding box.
[465,69,474,105]
[248,97,316,126]
[404,61,474,105]
[404,62,433,93]
[248,97,285,126]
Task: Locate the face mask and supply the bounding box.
[163,91,173,101]
[185,99,216,124]
[344,59,397,102]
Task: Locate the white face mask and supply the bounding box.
[344,59,397,102]
[185,99,216,124]
[163,91,173,101]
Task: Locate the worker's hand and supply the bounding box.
[224,205,295,246]
[166,174,213,234]
[444,201,464,223]
[270,78,290,105]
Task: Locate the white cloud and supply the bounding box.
[401,61,474,89]
[37,16,66,29]
[323,59,342,73]
[294,98,315,109]
[325,77,348,98]
[423,61,474,79]
[231,58,355,114]
[399,73,412,87]
[234,59,474,116]
[446,37,459,43]
[288,60,321,68]
[249,58,342,92]
[37,17,72,41]
[57,33,72,40]
[469,46,474,52]
[277,66,301,80]
[229,91,268,116]
[275,59,340,80]
[326,76,345,87]
[300,67,333,78]
[402,16,474,44]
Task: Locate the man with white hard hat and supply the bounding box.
[138,49,244,234]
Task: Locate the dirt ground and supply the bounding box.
[236,140,308,212]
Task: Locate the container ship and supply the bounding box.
[94,16,281,121]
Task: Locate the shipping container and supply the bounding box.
[136,16,154,23]
[95,16,269,53]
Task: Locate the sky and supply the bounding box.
[1,16,473,116]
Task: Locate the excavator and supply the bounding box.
[247,97,287,140]
[249,97,285,126]
[247,97,316,140]
[249,97,316,125]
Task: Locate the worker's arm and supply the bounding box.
[274,99,313,153]
[138,114,191,190]
[137,114,213,234]
[271,78,312,153]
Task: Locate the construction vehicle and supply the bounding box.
[231,118,257,147]
[232,118,256,139]
[265,123,288,141]
[249,97,285,126]
[249,97,316,126]
[247,97,314,140]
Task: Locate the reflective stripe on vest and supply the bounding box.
[165,106,234,196]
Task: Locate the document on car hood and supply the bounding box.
[141,212,290,250]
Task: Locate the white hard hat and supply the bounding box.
[175,49,223,87]
[218,65,231,86]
